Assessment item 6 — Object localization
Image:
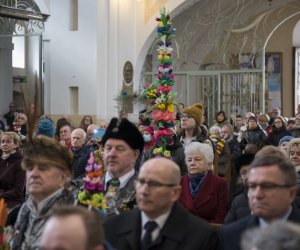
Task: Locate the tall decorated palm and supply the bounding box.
[143,7,177,159]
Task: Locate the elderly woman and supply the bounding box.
[12,135,75,249]
[279,135,294,156]
[0,132,25,208]
[179,141,228,223]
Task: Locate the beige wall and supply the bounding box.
[49,114,108,129]
[266,14,300,117]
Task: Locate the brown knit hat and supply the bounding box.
[182,103,203,124]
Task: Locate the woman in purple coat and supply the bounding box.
[179,141,228,223]
[0,132,25,208]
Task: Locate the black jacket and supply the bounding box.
[224,191,250,224]
[240,126,268,150]
[104,203,217,250]
[268,126,291,146]
[219,206,300,250]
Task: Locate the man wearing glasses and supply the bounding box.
[104,157,217,250]
[219,154,300,250]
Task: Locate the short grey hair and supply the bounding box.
[221,123,233,132]
[209,125,221,135]
[71,128,86,140]
[241,221,300,250]
[184,142,214,164]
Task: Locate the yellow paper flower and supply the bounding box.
[163,150,171,158]
[157,103,166,110]
[167,104,174,112]
[153,147,163,155]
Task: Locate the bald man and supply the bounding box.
[104,158,217,250]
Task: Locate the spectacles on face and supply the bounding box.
[247,182,292,193]
[135,178,177,189]
[274,121,282,124]
[180,114,193,120]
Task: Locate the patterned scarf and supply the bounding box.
[188,173,207,198]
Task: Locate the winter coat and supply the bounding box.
[289,127,300,138]
[179,171,228,223]
[224,191,250,224]
[240,125,268,150]
[71,144,90,179]
[268,126,291,146]
[11,188,75,250]
[0,150,25,208]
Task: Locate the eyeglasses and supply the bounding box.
[180,114,193,120]
[274,121,282,124]
[135,179,177,189]
[247,182,292,192]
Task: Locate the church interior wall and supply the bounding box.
[2,0,300,124]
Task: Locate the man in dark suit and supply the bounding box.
[219,154,300,250]
[101,117,144,216]
[104,157,217,250]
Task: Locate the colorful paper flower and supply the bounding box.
[77,153,106,212]
[142,7,177,160]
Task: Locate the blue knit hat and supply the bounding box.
[36,118,55,138]
[279,136,294,146]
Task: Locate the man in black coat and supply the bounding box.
[219,155,300,250]
[104,158,217,250]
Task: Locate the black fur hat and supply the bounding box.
[101,118,144,153]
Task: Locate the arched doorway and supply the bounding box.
[139,0,300,123]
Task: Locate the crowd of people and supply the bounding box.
[2,101,300,249]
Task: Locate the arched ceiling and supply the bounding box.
[145,0,300,71]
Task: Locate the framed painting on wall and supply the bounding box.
[265,52,282,112]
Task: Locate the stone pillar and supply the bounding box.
[0,37,13,115]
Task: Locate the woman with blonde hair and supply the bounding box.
[0,131,25,208]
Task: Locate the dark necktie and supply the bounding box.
[141,221,158,250]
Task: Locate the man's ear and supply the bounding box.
[288,186,297,202]
[134,149,140,161]
[171,185,182,202]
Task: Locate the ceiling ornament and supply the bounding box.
[0,0,49,37]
